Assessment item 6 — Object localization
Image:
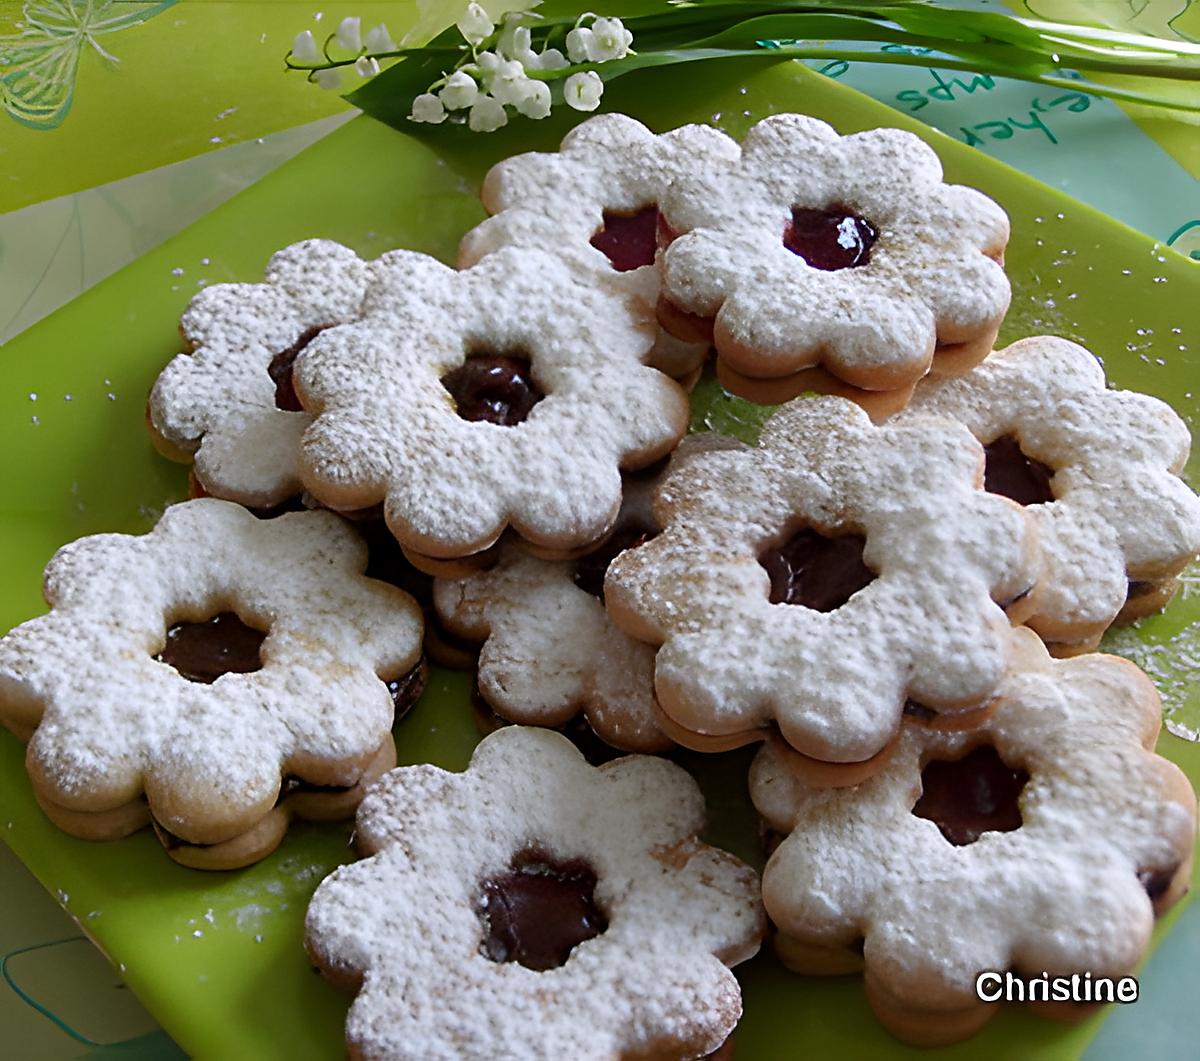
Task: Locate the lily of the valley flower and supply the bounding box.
[411,92,447,123]
[355,55,381,78]
[457,3,494,46]
[364,23,397,54]
[514,79,551,119]
[336,16,362,53]
[564,70,604,111]
[588,16,634,61]
[468,95,508,132]
[440,70,480,111]
[291,30,321,65]
[314,68,344,91]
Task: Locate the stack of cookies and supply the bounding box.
[2,113,1199,1057]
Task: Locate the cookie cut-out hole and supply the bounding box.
[912,744,1029,846]
[760,527,876,611]
[573,523,657,599]
[589,206,661,272]
[478,847,607,970]
[154,612,266,683]
[783,205,877,270]
[267,325,327,412]
[441,354,544,426]
[983,435,1055,506]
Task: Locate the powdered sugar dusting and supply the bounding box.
[148,240,371,507]
[0,500,422,843]
[751,629,1196,1014]
[305,728,764,1059]
[659,114,1010,388]
[606,397,1039,762]
[295,247,689,558]
[901,336,1200,650]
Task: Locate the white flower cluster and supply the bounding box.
[410,7,633,132]
[291,17,397,92]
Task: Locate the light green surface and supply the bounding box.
[0,1,416,212]
[0,57,1198,1060]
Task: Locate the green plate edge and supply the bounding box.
[1,57,1197,1061]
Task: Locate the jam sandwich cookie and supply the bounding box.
[750,628,1197,1046]
[431,437,740,754]
[0,500,424,869]
[604,396,1040,779]
[148,240,371,509]
[304,726,765,1059]
[464,114,744,382]
[898,336,1200,654]
[656,113,1010,400]
[294,246,689,562]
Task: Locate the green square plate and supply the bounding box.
[1,57,1197,1060]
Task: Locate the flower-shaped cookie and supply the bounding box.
[148,240,371,507]
[750,628,1197,1045]
[305,726,765,1059]
[605,397,1039,768]
[461,115,741,382]
[657,114,1011,392]
[295,246,689,559]
[898,336,1200,653]
[0,500,423,856]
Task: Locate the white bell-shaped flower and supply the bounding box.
[291,30,321,65]
[564,70,604,111]
[457,3,495,46]
[469,94,509,132]
[410,92,447,123]
[440,70,481,111]
[336,16,362,53]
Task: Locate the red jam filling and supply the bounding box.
[154,612,266,683]
[441,354,544,426]
[478,847,607,970]
[760,528,876,611]
[983,435,1055,506]
[912,745,1029,846]
[589,206,660,272]
[572,523,657,599]
[267,325,326,412]
[783,205,877,270]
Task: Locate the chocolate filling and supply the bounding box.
[912,745,1029,846]
[1126,579,1155,602]
[442,354,544,426]
[760,528,876,611]
[154,612,266,683]
[478,847,607,970]
[267,325,326,412]
[386,659,427,720]
[572,523,658,599]
[983,435,1055,506]
[1138,865,1179,903]
[903,700,938,722]
[589,206,661,272]
[783,205,877,270]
